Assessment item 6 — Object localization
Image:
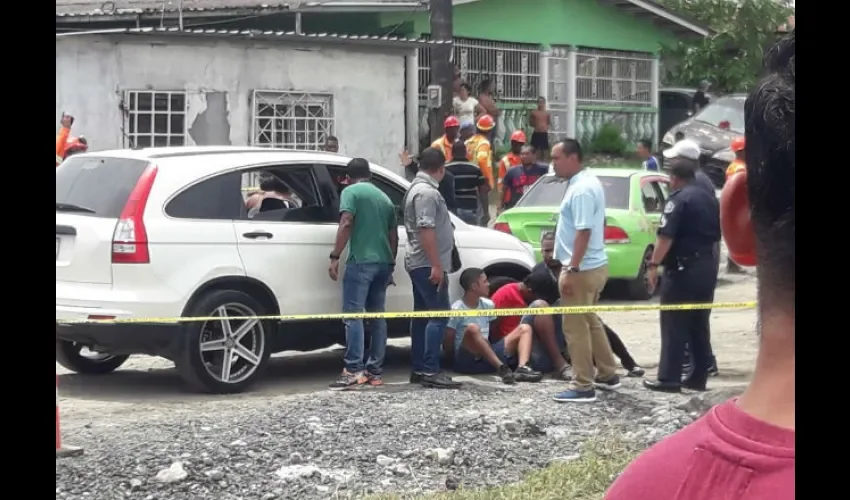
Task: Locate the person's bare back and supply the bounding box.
[530,109,550,133]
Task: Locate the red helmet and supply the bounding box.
[444,116,460,129]
[64,136,88,159]
[476,114,496,131]
[730,137,745,152]
[510,130,527,143]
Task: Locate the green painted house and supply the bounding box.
[370,0,709,149]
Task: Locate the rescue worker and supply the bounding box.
[431,116,460,161]
[56,113,87,166]
[643,155,721,393]
[726,137,746,179]
[466,114,496,225]
[723,136,746,275]
[466,115,496,189]
[497,130,525,191]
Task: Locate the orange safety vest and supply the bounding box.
[726,159,746,179]
[497,152,522,190]
[430,135,453,162]
[56,126,70,167]
[465,134,494,188]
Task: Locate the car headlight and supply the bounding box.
[662,132,674,146]
[712,149,735,163]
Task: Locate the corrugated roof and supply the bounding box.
[55,26,443,48]
[56,1,425,17]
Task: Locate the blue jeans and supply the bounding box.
[456,208,480,225]
[454,339,514,374]
[409,267,450,374]
[342,262,392,375]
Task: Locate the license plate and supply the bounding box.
[56,237,60,259]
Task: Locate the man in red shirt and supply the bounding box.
[490,273,571,379]
[605,31,794,499]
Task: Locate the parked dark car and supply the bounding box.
[658,87,716,138]
[660,94,745,188]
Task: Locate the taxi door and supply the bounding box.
[639,175,670,234]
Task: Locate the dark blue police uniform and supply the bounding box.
[653,179,721,390]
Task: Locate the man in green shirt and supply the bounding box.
[328,158,399,390]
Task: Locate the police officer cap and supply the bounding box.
[662,139,701,161]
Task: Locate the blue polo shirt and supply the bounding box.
[554,169,608,271]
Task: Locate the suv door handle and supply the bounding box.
[242,231,273,239]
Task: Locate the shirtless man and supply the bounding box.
[477,79,500,143]
[529,97,551,161]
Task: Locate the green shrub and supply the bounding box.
[588,123,628,157]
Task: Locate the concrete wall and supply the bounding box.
[55,35,409,173]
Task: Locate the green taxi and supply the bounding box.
[493,168,670,300]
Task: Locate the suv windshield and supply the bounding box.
[56,156,150,218]
[515,175,630,210]
[693,96,745,133]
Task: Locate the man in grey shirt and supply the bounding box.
[403,147,461,389]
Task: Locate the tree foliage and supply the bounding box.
[658,0,794,93]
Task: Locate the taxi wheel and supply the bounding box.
[626,248,655,301]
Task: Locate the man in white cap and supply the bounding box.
[661,138,721,378]
[662,139,716,196]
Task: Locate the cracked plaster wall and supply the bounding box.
[56,35,408,173]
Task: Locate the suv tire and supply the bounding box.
[55,340,129,375]
[176,289,272,394]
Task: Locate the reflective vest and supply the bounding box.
[465,134,494,188]
[726,159,746,179]
[497,152,522,190]
[430,136,453,162]
[56,126,70,167]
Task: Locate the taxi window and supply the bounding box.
[516,175,630,209]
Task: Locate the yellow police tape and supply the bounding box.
[56,301,757,325]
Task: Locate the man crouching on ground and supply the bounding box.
[445,268,543,384]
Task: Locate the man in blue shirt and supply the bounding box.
[638,139,659,172]
[550,139,621,403]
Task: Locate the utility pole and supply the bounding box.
[429,0,454,142]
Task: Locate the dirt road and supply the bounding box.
[56,272,758,428]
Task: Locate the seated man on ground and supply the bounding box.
[534,231,645,377]
[445,268,544,385]
[490,273,571,379]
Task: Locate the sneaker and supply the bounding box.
[554,364,572,381]
[627,366,646,378]
[513,365,543,383]
[553,388,597,403]
[595,375,622,391]
[497,364,516,385]
[419,372,462,389]
[329,370,368,391]
[367,373,384,387]
[409,372,424,384]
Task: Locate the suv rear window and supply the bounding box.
[515,175,630,209]
[56,156,150,218]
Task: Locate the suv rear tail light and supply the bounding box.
[112,164,158,264]
[493,222,512,235]
[604,225,630,244]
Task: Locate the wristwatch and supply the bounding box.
[565,266,579,274]
[329,253,340,261]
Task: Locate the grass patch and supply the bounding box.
[365,438,640,500]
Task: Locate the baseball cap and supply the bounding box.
[662,139,701,161]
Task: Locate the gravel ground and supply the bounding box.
[56,250,758,500]
[56,376,732,500]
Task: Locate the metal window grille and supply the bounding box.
[122,91,187,148]
[418,37,541,102]
[250,91,334,150]
[575,48,654,107]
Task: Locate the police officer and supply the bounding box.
[643,155,721,393]
[662,139,721,378]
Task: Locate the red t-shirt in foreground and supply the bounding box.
[605,398,794,500]
[490,283,528,342]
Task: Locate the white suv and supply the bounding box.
[56,147,536,393]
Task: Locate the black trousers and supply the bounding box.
[563,321,638,371]
[657,253,718,387]
[684,242,719,370]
